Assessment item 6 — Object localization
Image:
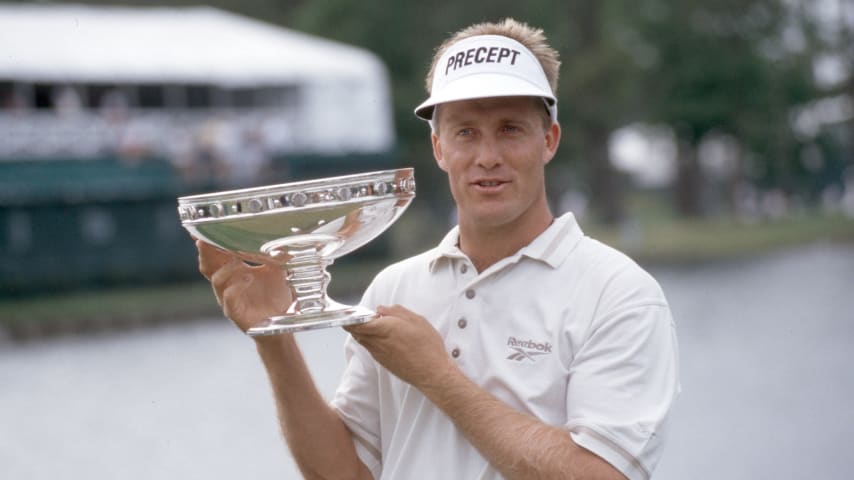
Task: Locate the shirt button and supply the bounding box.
[451,348,461,358]
[460,264,468,274]
[457,318,467,329]
[465,289,475,299]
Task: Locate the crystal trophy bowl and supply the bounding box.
[178,168,415,336]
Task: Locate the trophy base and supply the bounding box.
[246,303,375,336]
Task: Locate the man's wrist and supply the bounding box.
[254,333,298,358]
[418,358,471,406]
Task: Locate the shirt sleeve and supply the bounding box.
[564,271,680,480]
[329,282,384,479]
[330,336,383,478]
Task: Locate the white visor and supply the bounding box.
[415,35,557,124]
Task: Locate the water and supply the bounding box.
[1,243,852,479]
[653,243,854,479]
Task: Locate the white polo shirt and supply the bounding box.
[331,213,680,480]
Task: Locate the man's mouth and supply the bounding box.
[471,179,509,194]
[477,180,503,187]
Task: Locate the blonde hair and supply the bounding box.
[425,18,560,95]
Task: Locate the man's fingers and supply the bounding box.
[209,257,248,304]
[344,320,370,335]
[376,304,412,318]
[252,262,286,285]
[220,275,254,327]
[196,240,236,280]
[345,312,396,340]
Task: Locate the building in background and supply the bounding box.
[0,4,396,294]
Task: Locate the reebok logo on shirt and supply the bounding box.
[506,337,552,363]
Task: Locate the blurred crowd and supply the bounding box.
[0,84,294,187]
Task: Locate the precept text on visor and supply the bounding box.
[445,47,521,75]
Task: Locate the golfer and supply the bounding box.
[198,18,679,480]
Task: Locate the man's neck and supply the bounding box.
[457,211,554,273]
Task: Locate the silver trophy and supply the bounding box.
[178,168,415,336]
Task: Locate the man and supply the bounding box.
[198,18,679,480]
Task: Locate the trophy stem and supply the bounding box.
[246,244,375,336]
[247,237,375,336]
[285,245,332,314]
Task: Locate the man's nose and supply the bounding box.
[474,139,502,169]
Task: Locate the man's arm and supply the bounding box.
[345,304,626,480]
[419,359,625,480]
[197,241,371,480]
[255,335,373,480]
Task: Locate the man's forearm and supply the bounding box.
[256,336,371,480]
[419,366,625,480]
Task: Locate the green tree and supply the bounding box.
[554,2,649,223]
[632,0,817,216]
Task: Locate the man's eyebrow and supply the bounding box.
[440,115,473,128]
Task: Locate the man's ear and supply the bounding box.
[543,122,561,165]
[432,132,449,172]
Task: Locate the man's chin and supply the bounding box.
[460,210,518,230]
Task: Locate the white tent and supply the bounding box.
[0,3,394,155]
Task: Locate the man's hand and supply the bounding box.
[196,240,292,332]
[345,304,455,390]
[196,240,371,478]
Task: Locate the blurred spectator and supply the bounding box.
[99,88,130,123]
[221,127,272,187]
[53,86,83,117]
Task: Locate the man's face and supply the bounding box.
[431,96,560,231]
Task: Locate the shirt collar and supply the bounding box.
[427,225,467,272]
[427,212,584,272]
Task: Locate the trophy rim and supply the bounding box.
[177,167,415,226]
[178,167,413,203]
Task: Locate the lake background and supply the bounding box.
[2,242,852,479]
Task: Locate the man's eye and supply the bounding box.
[457,128,474,137]
[502,125,521,133]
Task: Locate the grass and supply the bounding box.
[582,194,854,264]
[586,212,854,264]
[0,281,219,336]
